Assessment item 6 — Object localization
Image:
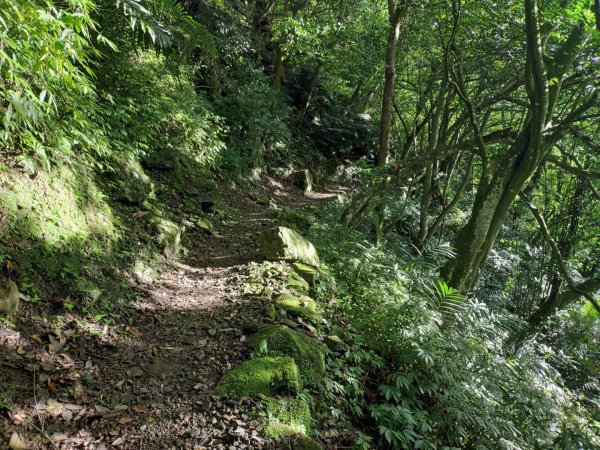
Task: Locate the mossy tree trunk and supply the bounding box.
[441,0,593,292]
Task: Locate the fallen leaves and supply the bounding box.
[118,416,133,425]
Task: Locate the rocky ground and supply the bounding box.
[0,176,345,450]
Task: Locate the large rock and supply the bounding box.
[109,157,154,206]
[215,357,302,397]
[0,280,19,315]
[292,169,314,196]
[150,216,182,260]
[249,325,326,385]
[260,227,319,267]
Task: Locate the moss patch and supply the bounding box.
[276,295,320,323]
[292,262,319,287]
[107,156,154,206]
[291,435,324,450]
[263,396,311,439]
[215,357,302,397]
[284,272,310,294]
[149,215,181,260]
[249,325,325,385]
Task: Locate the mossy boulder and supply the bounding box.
[291,435,324,450]
[284,272,310,294]
[215,357,302,397]
[195,217,214,235]
[150,216,182,260]
[0,280,19,315]
[276,295,320,323]
[71,277,102,301]
[263,396,311,440]
[109,157,154,206]
[249,325,325,385]
[260,227,319,267]
[291,169,314,196]
[324,335,348,353]
[292,262,319,287]
[131,258,159,284]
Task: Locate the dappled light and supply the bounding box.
[1,0,599,448]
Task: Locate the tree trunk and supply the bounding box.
[378,1,409,165]
[273,47,285,91]
[298,61,321,122]
[441,0,591,292]
[416,164,434,246]
[529,277,600,327]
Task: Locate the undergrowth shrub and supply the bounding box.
[309,205,599,449]
[0,0,108,161]
[94,52,225,165]
[212,62,292,175]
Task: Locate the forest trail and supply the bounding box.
[0,177,342,450]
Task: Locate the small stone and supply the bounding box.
[9,432,27,450]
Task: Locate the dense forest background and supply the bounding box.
[0,0,599,448]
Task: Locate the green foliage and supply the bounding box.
[212,62,291,175]
[0,391,11,411]
[309,205,595,449]
[112,0,215,56]
[94,51,224,163]
[262,396,312,439]
[0,0,103,157]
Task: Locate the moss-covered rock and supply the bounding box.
[260,227,319,267]
[292,262,319,287]
[265,304,278,320]
[324,335,348,353]
[149,216,182,260]
[215,357,302,397]
[0,280,19,315]
[291,435,324,450]
[195,217,214,235]
[276,295,320,323]
[263,396,311,439]
[131,258,160,284]
[291,169,314,196]
[71,277,102,301]
[249,325,325,385]
[109,157,154,206]
[284,272,310,294]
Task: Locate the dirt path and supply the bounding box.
[0,175,344,450]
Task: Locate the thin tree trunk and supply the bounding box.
[529,277,600,327]
[298,61,321,122]
[422,154,474,246]
[273,47,285,90]
[416,164,434,246]
[378,1,409,165]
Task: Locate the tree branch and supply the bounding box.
[525,195,600,314]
